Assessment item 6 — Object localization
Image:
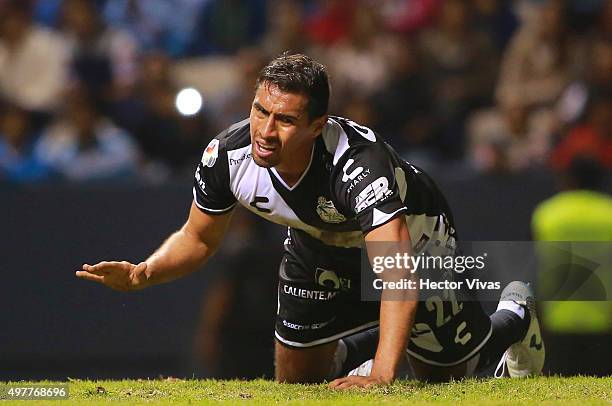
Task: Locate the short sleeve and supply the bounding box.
[332,145,406,233]
[193,138,237,215]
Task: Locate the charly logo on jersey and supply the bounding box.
[316,196,346,223]
[249,196,271,213]
[346,167,371,194]
[342,159,363,182]
[355,176,393,213]
[201,139,219,167]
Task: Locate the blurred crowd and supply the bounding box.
[1,0,609,380]
[0,0,611,183]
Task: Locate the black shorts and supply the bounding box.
[275,228,492,366]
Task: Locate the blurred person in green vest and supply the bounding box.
[532,156,612,375]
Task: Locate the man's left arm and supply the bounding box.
[330,216,417,389]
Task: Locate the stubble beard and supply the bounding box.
[251,145,279,168]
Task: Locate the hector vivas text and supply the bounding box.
[370,252,501,292]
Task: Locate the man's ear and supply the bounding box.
[310,114,328,138]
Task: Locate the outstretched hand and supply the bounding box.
[76,261,150,291]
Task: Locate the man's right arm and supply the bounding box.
[143,201,233,286]
[76,201,233,291]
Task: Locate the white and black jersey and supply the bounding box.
[193,116,492,365]
[193,116,456,252]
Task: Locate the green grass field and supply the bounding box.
[1,377,611,405]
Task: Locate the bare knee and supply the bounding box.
[275,340,337,383]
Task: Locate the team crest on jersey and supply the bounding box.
[316,196,346,223]
[201,139,219,167]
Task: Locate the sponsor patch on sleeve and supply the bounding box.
[201,139,219,167]
[354,176,393,213]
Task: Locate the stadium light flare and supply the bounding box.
[175,87,203,116]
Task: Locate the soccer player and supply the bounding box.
[76,54,544,387]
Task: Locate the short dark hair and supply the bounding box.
[256,53,330,121]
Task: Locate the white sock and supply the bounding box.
[496,300,525,319]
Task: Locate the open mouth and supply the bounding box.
[255,141,277,157]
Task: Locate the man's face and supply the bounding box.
[249,83,325,169]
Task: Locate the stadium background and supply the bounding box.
[1,0,610,380]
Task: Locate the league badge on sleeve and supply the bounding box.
[316,196,347,223]
[201,139,220,167]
